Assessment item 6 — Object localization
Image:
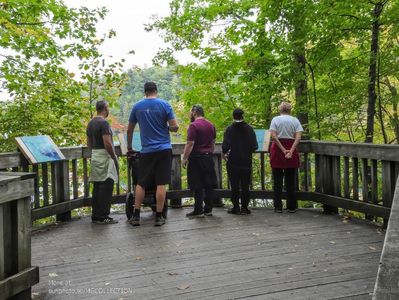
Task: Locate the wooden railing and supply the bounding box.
[373,175,399,299]
[0,172,39,299]
[0,141,398,221]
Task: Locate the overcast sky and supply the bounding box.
[66,0,193,71]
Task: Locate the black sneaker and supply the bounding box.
[227,207,241,215]
[93,217,118,225]
[186,211,205,218]
[129,216,140,226]
[288,209,297,213]
[274,208,283,213]
[241,208,251,215]
[204,210,213,216]
[155,216,166,226]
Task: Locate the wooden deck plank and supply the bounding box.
[31,208,384,300]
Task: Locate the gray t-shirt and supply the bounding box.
[269,115,303,139]
[86,117,113,149]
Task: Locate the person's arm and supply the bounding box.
[182,124,196,168]
[168,118,179,132]
[103,134,119,174]
[87,136,92,150]
[286,119,304,158]
[210,125,216,153]
[250,127,258,153]
[210,139,215,154]
[270,130,288,154]
[127,122,136,151]
[222,127,230,161]
[103,134,117,160]
[286,131,302,159]
[86,125,92,150]
[166,102,179,132]
[182,141,194,168]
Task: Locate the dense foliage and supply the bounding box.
[1,0,398,151]
[0,0,124,151]
[147,0,399,143]
[111,66,181,122]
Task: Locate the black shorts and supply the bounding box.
[137,149,172,187]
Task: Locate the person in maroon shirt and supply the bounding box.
[182,105,217,218]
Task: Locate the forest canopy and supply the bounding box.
[0,0,398,152]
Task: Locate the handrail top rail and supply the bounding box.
[373,176,399,299]
[1,140,399,169]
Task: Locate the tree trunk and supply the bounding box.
[377,54,387,143]
[293,42,309,139]
[365,2,384,143]
[307,62,321,140]
[386,79,399,143]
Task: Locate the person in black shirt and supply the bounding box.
[222,109,258,215]
[86,100,119,224]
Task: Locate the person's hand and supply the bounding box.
[182,158,188,169]
[127,149,135,159]
[223,149,230,162]
[285,149,293,159]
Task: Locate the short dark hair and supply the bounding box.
[96,100,108,112]
[144,82,157,95]
[233,108,244,120]
[191,104,204,117]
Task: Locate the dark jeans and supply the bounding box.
[92,178,114,221]
[272,168,297,210]
[194,187,213,213]
[227,166,251,209]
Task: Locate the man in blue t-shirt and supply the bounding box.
[127,82,179,227]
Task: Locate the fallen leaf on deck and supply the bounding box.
[252,233,260,236]
[175,241,184,247]
[105,282,110,286]
[369,246,377,251]
[329,241,336,244]
[178,284,190,290]
[168,272,178,276]
[135,256,144,261]
[48,272,58,277]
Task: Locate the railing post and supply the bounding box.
[54,161,71,222]
[373,176,399,299]
[321,155,339,214]
[382,161,396,228]
[0,173,39,300]
[212,154,224,207]
[170,154,182,208]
